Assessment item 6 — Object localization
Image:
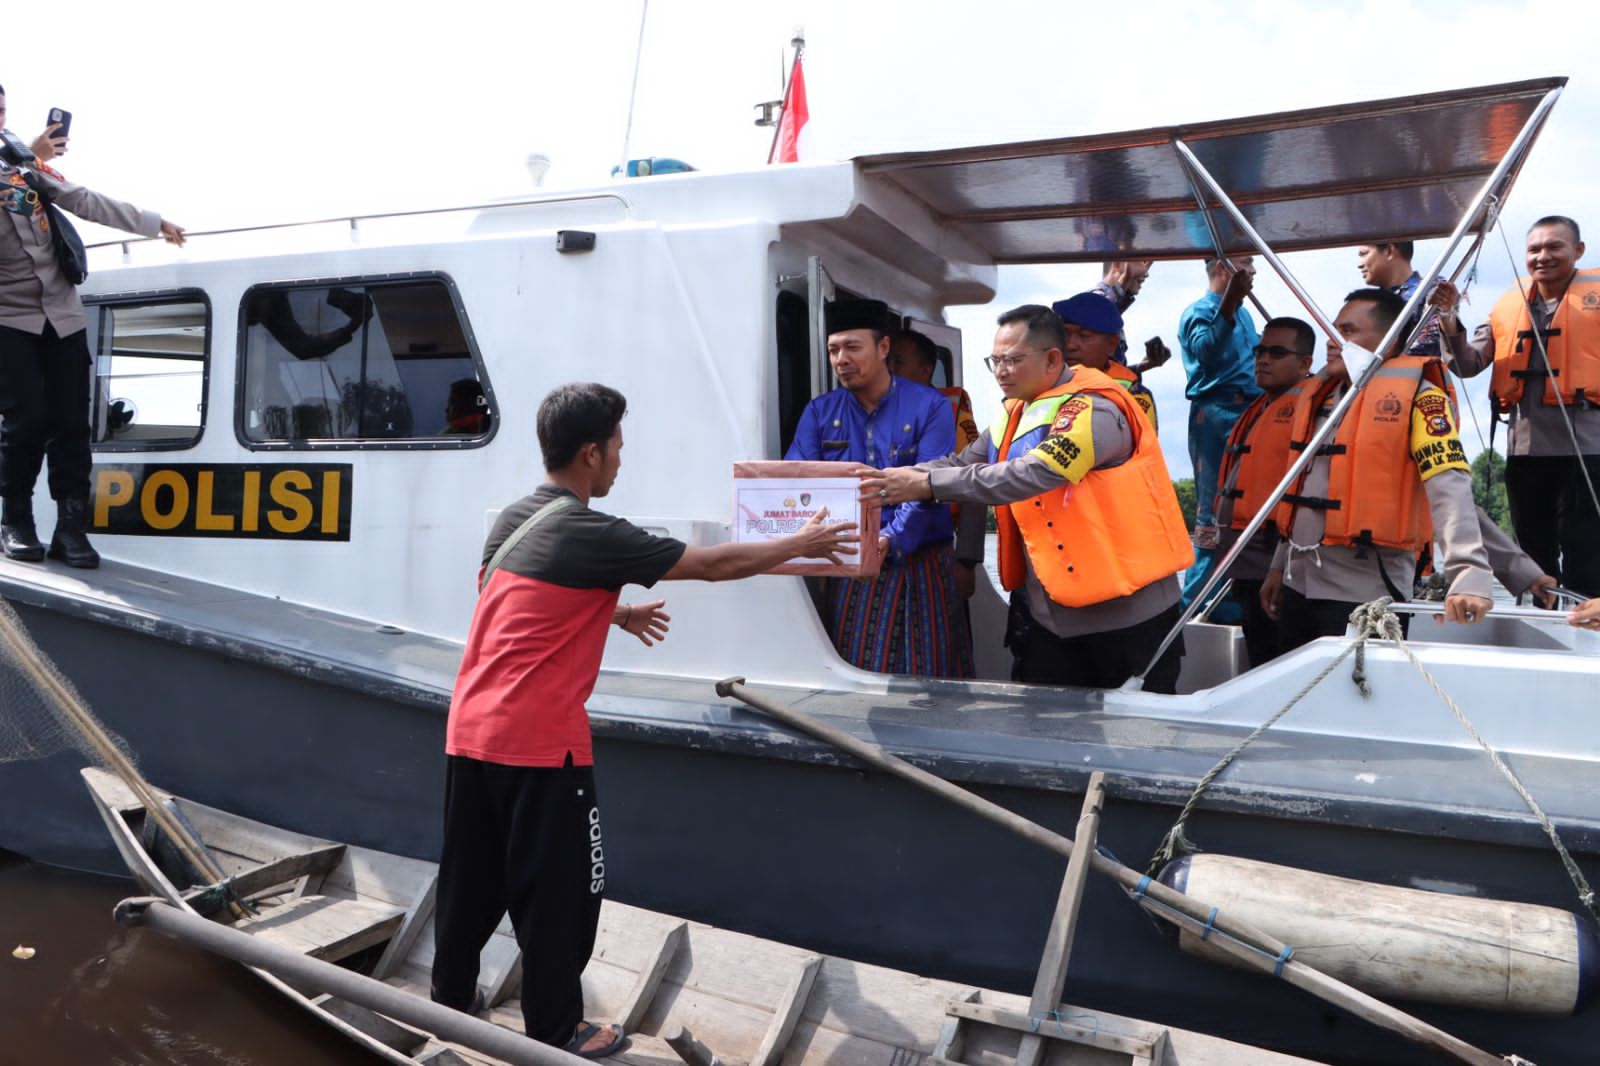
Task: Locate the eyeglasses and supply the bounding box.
[1252,344,1309,359]
[983,350,1042,372]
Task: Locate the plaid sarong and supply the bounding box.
[824,544,974,678]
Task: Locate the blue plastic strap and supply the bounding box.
[1273,945,1295,976]
[1201,906,1218,941]
[1133,875,1151,902]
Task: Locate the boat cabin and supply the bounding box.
[63,77,1576,694]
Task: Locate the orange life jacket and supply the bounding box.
[1103,361,1159,431]
[938,386,980,451]
[1272,356,1452,553]
[937,386,979,531]
[1215,383,1304,532]
[993,369,1192,607]
[1487,269,1600,411]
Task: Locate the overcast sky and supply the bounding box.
[11,0,1590,476]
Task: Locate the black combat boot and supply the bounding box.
[1,497,45,562]
[47,498,100,569]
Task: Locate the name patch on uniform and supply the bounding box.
[1412,438,1468,478]
[91,463,352,540]
[1033,434,1081,475]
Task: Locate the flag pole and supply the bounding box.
[767,32,805,164]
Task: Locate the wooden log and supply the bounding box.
[715,677,1510,1066]
[1161,853,1598,1015]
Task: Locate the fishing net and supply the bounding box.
[0,595,229,890]
[0,596,138,770]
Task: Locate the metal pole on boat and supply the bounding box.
[1131,85,1565,687]
[713,677,1509,1066]
[767,32,805,166]
[115,896,592,1066]
[1176,169,1274,325]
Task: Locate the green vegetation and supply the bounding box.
[1472,449,1512,531]
[1173,477,1197,531]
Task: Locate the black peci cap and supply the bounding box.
[825,298,891,337]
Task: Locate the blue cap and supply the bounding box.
[1052,292,1123,334]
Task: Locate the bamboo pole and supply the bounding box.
[714,678,1510,1066]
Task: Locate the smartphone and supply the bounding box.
[47,108,72,139]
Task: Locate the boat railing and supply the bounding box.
[84,191,635,253]
[1383,601,1581,624]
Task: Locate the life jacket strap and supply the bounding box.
[1282,493,1339,511]
[1352,530,1409,601]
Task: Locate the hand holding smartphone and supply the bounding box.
[28,108,72,163]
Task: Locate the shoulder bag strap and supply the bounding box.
[479,494,577,593]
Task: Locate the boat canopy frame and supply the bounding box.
[858,77,1566,264]
[862,77,1568,685]
[1138,80,1565,683]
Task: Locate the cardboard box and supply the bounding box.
[732,460,882,577]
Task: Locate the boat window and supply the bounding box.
[238,277,493,448]
[774,289,809,450]
[86,294,209,451]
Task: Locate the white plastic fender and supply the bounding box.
[1158,853,1598,1015]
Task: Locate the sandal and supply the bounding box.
[563,1020,626,1059]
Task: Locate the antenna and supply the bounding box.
[619,0,650,172]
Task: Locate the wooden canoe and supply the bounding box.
[83,767,1330,1066]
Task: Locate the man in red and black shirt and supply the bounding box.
[432,383,855,1057]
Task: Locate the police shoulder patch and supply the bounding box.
[1050,396,1092,433]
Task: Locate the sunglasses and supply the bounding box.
[1253,344,1309,359]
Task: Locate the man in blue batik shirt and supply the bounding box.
[1178,256,1262,616]
[1356,240,1442,354]
[1092,259,1173,374]
[786,298,973,677]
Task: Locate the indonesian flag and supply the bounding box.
[770,53,809,164]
